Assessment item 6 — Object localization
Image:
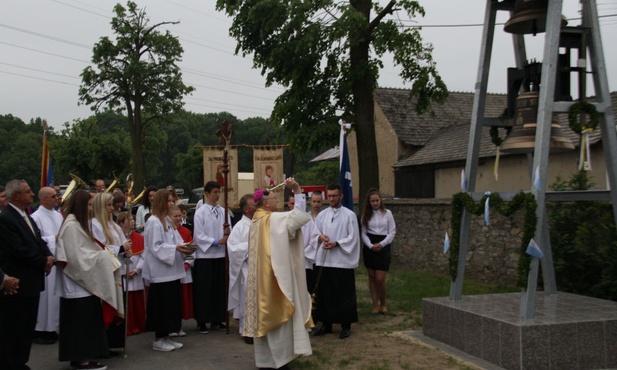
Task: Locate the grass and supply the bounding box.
[354,268,518,333]
[356,268,517,313]
[291,268,519,369]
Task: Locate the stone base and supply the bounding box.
[422,292,617,369]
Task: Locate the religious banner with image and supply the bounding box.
[202,147,239,209]
[252,146,285,210]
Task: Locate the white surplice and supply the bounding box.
[227,214,251,334]
[31,206,63,332]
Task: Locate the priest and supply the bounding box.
[227,194,256,344]
[31,187,63,344]
[244,178,312,369]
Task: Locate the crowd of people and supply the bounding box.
[0,176,397,370]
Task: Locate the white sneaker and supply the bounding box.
[165,337,184,349]
[169,329,186,337]
[152,338,175,352]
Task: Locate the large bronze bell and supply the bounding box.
[500,92,575,154]
[504,0,567,35]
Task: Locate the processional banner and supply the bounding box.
[252,146,284,210]
[202,147,239,209]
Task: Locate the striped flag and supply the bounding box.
[40,124,53,188]
[339,120,353,211]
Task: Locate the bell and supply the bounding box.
[500,92,575,154]
[504,0,567,35]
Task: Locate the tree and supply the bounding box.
[79,1,194,189]
[51,116,132,185]
[549,171,617,300]
[0,115,48,186]
[216,0,447,206]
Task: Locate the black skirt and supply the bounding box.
[362,233,391,272]
[145,280,182,335]
[58,296,108,362]
[192,258,227,324]
[313,267,358,324]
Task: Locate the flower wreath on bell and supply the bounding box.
[569,101,599,171]
[568,100,599,133]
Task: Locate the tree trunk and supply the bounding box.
[350,0,379,212]
[128,103,146,191]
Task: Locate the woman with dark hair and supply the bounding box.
[55,190,124,370]
[360,189,396,315]
[165,185,183,206]
[111,192,126,223]
[143,189,192,352]
[136,186,158,233]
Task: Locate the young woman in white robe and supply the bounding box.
[91,193,133,350]
[55,190,123,370]
[142,190,192,352]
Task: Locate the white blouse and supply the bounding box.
[361,209,396,248]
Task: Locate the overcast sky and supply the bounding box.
[1,0,615,131]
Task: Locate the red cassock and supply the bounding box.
[127,231,146,336]
[177,225,194,319]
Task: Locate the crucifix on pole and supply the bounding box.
[216,120,233,334]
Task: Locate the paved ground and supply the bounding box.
[28,320,257,370]
[28,322,501,370]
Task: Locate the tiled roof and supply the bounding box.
[380,88,614,168]
[374,88,508,147]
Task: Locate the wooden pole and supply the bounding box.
[216,121,233,334]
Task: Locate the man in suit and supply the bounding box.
[0,180,53,370]
[0,267,19,294]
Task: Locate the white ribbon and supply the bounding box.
[493,147,501,181]
[461,169,468,192]
[484,191,491,226]
[443,232,450,254]
[578,129,593,171]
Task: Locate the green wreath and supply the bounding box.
[568,101,599,133]
[449,192,537,288]
[490,126,512,147]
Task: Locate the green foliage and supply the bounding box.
[175,146,204,191]
[0,115,52,185]
[51,114,132,185]
[3,107,329,194]
[294,160,339,186]
[450,192,537,287]
[79,1,194,189]
[216,0,448,205]
[549,171,617,300]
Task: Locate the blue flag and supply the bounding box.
[339,123,353,211]
[526,239,544,258]
[46,156,54,187]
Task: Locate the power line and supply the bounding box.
[0,41,89,63]
[50,0,110,19]
[0,69,79,86]
[185,102,270,114]
[182,67,283,93]
[190,82,275,102]
[185,96,271,114]
[0,62,81,79]
[393,13,617,28]
[0,23,92,49]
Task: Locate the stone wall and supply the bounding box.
[382,198,524,285]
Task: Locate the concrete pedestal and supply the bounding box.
[422,292,617,369]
